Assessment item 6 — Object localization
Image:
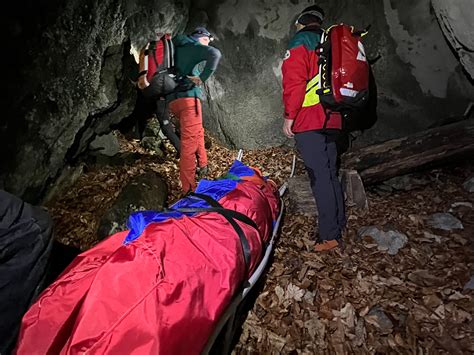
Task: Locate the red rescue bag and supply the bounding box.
[139,33,174,82]
[317,24,370,112]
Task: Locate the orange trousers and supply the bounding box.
[169,98,208,192]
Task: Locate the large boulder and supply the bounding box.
[431,0,474,80]
[97,171,168,240]
[0,0,190,202]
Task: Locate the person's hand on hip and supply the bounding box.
[187,75,203,86]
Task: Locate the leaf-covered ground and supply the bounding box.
[45,132,474,354]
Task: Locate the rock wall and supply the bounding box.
[192,0,473,148]
[0,0,473,202]
[431,0,474,80]
[0,0,190,201]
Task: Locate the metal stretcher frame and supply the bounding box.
[202,151,296,354]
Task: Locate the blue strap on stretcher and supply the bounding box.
[123,160,256,244]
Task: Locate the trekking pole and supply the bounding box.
[156,99,181,154]
[278,154,296,196]
[236,149,243,161]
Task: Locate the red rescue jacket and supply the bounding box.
[282,26,342,132]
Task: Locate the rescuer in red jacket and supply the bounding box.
[281,5,346,251]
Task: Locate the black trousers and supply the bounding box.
[295,131,346,241]
[155,99,180,154]
[119,89,180,153]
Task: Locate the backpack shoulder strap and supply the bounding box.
[353,24,371,37]
[162,36,170,69]
[137,42,151,80]
[148,40,159,70]
[166,35,174,69]
[151,34,174,72]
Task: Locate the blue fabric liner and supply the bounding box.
[124,160,256,244]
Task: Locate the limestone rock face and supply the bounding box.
[0,0,190,201]
[1,0,473,202]
[431,0,474,80]
[195,0,473,149]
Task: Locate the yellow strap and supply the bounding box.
[326,23,368,36]
[324,24,337,34]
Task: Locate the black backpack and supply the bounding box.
[138,34,193,100]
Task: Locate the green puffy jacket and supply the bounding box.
[167,34,222,101]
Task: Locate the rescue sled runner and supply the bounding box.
[15,157,291,354]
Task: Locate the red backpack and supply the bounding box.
[139,34,174,81]
[137,33,181,99]
[317,24,370,113]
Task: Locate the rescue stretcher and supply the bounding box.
[14,151,294,354]
[202,151,294,354]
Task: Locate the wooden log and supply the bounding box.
[340,169,368,210]
[288,170,368,215]
[288,175,317,216]
[341,118,474,185]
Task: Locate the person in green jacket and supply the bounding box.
[168,27,222,193]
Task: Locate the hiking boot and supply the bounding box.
[314,239,340,252]
[197,165,209,179]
